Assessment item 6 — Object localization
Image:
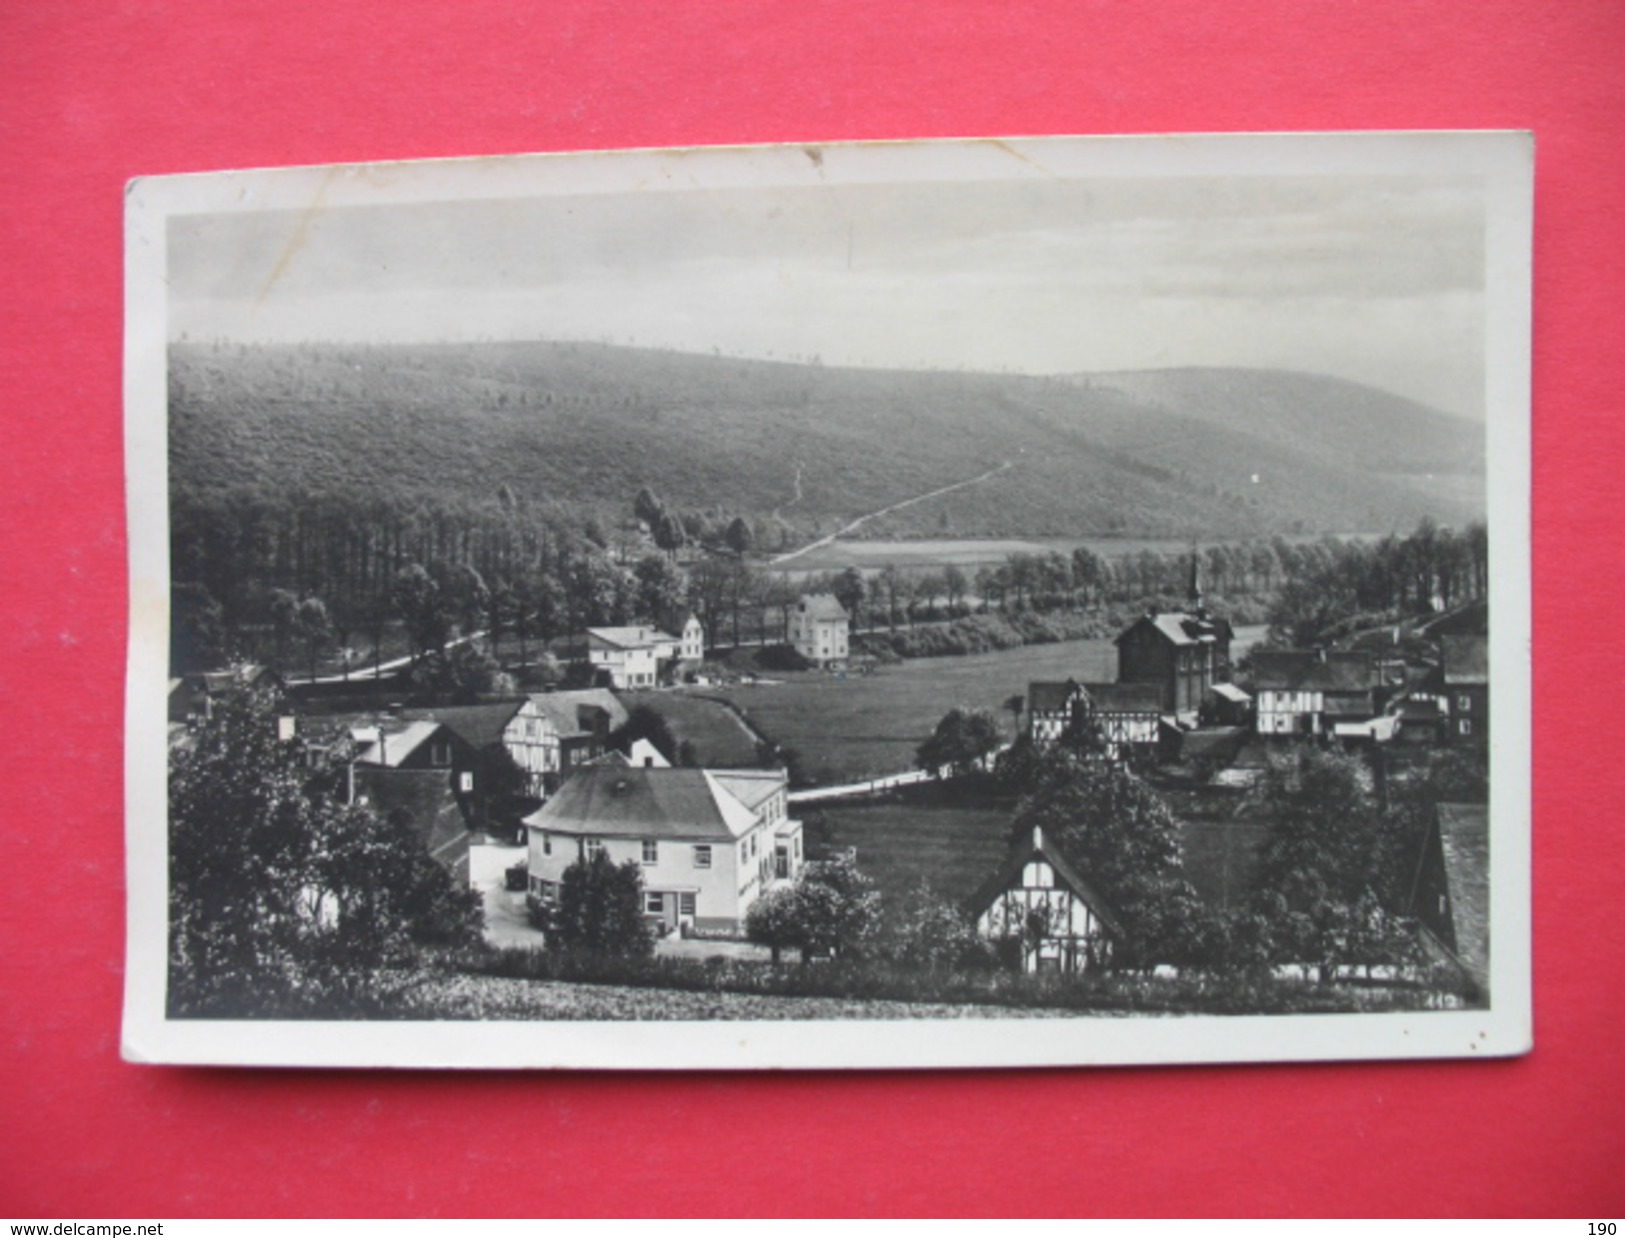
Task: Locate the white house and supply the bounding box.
[789,594,850,666]
[523,765,802,934]
[586,625,680,689]
[967,825,1122,974]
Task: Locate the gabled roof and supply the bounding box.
[428,700,532,749]
[1079,682,1165,714]
[1441,635,1489,686]
[710,769,788,813]
[1027,680,1081,714]
[354,720,450,768]
[588,625,680,650]
[966,826,1124,937]
[1115,610,1234,649]
[527,688,629,738]
[1251,649,1376,693]
[521,764,759,842]
[796,593,849,622]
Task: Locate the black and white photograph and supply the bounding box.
[122,132,1532,1069]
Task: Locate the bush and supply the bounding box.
[755,643,813,672]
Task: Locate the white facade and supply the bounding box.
[524,767,803,933]
[976,856,1114,974]
[1256,688,1324,735]
[789,596,850,665]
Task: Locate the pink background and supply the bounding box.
[3,1,1621,1217]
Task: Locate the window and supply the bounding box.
[642,839,659,865]
[693,845,712,869]
[1457,694,1472,712]
[1459,720,1472,735]
[645,892,664,915]
[585,837,603,860]
[459,771,474,793]
[679,892,696,917]
[541,833,552,857]
[429,739,452,767]
[794,836,802,860]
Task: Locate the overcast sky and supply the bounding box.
[170,172,1487,419]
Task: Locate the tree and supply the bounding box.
[610,703,679,764]
[833,566,866,628]
[724,515,754,557]
[744,886,802,965]
[293,596,334,681]
[753,852,883,962]
[168,680,481,1016]
[916,707,1002,776]
[171,581,228,672]
[633,486,664,529]
[942,564,968,615]
[875,881,991,973]
[392,563,448,665]
[654,511,688,560]
[1007,748,1200,970]
[1247,745,1414,982]
[633,554,685,626]
[548,851,654,958]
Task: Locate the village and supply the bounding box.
[167,517,1491,1016]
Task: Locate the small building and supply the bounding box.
[1026,679,1084,743]
[967,825,1122,974]
[1405,800,1490,995]
[527,688,630,783]
[1202,682,1253,728]
[586,625,683,689]
[1252,649,1379,737]
[429,699,557,836]
[789,594,850,666]
[1076,682,1164,758]
[1440,635,1489,747]
[522,765,801,934]
[1113,556,1233,716]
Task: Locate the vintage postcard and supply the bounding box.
[123,132,1532,1068]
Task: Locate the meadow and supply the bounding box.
[699,638,1119,785]
[803,786,1015,905]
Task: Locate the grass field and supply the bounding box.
[702,638,1120,785]
[804,786,1015,905]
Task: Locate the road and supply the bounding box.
[283,629,488,686]
[769,460,1014,566]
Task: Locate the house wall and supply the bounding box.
[1256,689,1324,735]
[1448,684,1489,745]
[975,860,1112,973]
[590,644,660,689]
[527,828,747,926]
[792,616,848,663]
[503,701,559,792]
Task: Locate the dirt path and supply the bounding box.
[769,460,1014,566]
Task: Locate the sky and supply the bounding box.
[169,170,1488,419]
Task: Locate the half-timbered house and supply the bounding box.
[967,825,1122,974]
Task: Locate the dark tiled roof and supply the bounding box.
[1251,649,1376,693]
[1080,682,1165,714]
[527,689,629,738]
[588,625,680,650]
[1441,635,1489,686]
[1438,801,1490,987]
[1179,726,1249,763]
[796,593,849,622]
[1027,680,1080,713]
[1115,610,1234,649]
[428,700,528,749]
[522,765,754,842]
[965,826,1124,936]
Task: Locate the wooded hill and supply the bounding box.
[170,340,1484,541]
